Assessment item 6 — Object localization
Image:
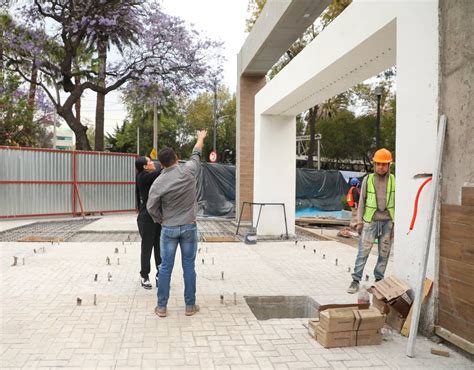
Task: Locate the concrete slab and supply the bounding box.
[79,213,137,232]
[1,238,471,368]
[0,219,40,232]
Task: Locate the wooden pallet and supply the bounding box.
[295,216,350,227]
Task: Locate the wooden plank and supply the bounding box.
[435,326,474,355]
[401,279,432,337]
[438,278,474,305]
[439,257,474,287]
[439,239,474,265]
[430,348,450,357]
[202,235,237,242]
[438,309,474,344]
[441,204,474,225]
[440,221,473,245]
[438,291,474,322]
[461,187,474,206]
[295,217,350,226]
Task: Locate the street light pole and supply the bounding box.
[153,102,158,153]
[374,86,383,149]
[213,81,218,153]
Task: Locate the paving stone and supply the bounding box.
[1,223,472,369]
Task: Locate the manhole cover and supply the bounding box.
[245,295,319,320]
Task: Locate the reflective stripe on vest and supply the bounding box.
[363,173,395,222]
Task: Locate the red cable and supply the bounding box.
[407,177,432,234]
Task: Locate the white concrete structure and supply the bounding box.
[239,0,442,333]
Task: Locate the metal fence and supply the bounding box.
[0,146,137,218]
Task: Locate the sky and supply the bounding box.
[75,0,249,136]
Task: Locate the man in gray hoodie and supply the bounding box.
[347,148,395,294]
[147,130,207,316]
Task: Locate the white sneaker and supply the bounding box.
[141,276,152,290]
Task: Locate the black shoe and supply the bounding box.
[347,280,360,294]
[141,276,152,290]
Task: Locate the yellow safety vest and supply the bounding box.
[363,173,395,222]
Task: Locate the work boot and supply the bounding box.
[155,306,167,317]
[185,304,200,316]
[347,280,360,294]
[140,276,152,290]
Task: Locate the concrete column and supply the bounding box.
[394,0,439,333]
[253,113,296,236]
[236,75,266,221]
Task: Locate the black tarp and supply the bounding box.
[295,168,350,211]
[195,164,351,217]
[197,163,236,217]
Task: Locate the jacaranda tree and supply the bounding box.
[3,0,221,150]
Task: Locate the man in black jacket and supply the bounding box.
[135,156,162,289]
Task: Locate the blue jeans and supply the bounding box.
[351,220,393,282]
[157,224,198,308]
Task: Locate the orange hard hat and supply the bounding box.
[373,148,393,163]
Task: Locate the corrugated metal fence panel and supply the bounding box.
[75,153,136,212]
[0,148,72,182]
[76,153,135,182]
[0,148,136,217]
[77,184,135,212]
[0,184,71,216]
[0,148,72,217]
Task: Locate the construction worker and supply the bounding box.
[346,177,361,228]
[347,148,395,294]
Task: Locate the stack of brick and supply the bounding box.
[309,307,385,348]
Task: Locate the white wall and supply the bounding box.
[253,113,296,236]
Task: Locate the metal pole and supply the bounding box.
[317,137,321,170]
[376,94,381,149]
[136,126,140,155]
[53,112,57,149]
[213,81,217,152]
[153,102,158,152]
[406,115,447,358]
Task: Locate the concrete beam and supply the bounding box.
[238,0,330,76]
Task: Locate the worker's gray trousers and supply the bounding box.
[351,220,393,282]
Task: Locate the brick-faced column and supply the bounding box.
[236,75,266,221]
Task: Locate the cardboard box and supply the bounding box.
[386,309,406,332]
[316,324,356,348]
[318,303,369,316]
[319,308,356,332]
[389,291,413,318]
[373,276,410,301]
[354,308,385,331]
[372,296,390,315]
[356,329,382,346]
[308,319,319,339]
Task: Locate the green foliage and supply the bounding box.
[106,87,237,163]
[0,72,49,147]
[185,87,236,163]
[316,106,396,170]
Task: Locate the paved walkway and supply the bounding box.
[1,216,472,369]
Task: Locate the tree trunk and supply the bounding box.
[74,75,81,125]
[60,107,91,150]
[59,85,92,150]
[27,61,38,107]
[307,105,318,168]
[94,36,107,151]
